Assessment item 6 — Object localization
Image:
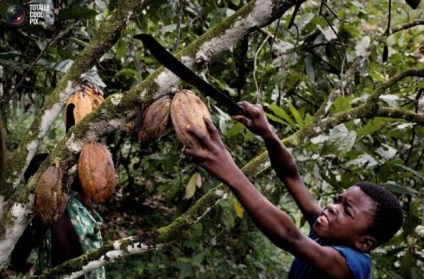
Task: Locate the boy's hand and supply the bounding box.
[234,101,274,139]
[183,117,240,184]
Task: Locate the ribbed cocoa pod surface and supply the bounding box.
[83,84,104,110]
[64,84,104,132]
[170,90,212,149]
[137,95,171,146]
[34,162,68,226]
[78,142,116,203]
[64,91,93,127]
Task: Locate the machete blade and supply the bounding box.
[134,34,245,115]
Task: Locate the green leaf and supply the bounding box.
[163,24,187,33]
[35,40,48,51]
[383,181,419,196]
[332,96,353,113]
[84,67,106,87]
[357,118,386,138]
[287,101,304,128]
[226,122,245,138]
[386,271,404,279]
[265,113,290,126]
[400,252,415,278]
[304,113,313,125]
[115,39,127,60]
[68,37,89,48]
[395,164,424,181]
[323,124,357,155]
[115,68,143,81]
[0,51,21,59]
[411,267,424,279]
[268,104,296,128]
[58,6,98,21]
[191,251,205,267]
[54,59,73,73]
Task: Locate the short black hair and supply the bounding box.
[356,181,403,246]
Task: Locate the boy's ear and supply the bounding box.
[355,236,377,252]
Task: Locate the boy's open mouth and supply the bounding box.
[318,213,329,225]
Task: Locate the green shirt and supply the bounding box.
[37,191,105,278]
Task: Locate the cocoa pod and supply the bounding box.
[64,91,93,132]
[34,161,68,226]
[78,142,116,203]
[64,85,105,132]
[170,90,212,149]
[83,84,104,110]
[137,95,171,146]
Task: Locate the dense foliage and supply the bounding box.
[1,0,423,278]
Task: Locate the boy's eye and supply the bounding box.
[344,206,351,216]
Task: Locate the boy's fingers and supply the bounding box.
[237,101,261,118]
[182,147,196,157]
[233,115,248,125]
[186,123,214,149]
[203,117,221,143]
[183,146,205,158]
[186,125,203,138]
[203,117,216,132]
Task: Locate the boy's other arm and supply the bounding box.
[234,102,322,217]
[183,119,353,279]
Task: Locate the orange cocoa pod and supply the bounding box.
[170,90,212,149]
[64,91,93,132]
[78,142,116,203]
[137,95,171,146]
[83,84,104,110]
[34,161,68,226]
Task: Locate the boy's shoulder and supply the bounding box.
[289,216,372,279]
[332,245,371,279]
[289,244,371,279]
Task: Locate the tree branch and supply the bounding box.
[308,19,424,129]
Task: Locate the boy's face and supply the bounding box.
[312,186,376,249]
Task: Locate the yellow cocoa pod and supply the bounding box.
[78,142,116,203]
[170,90,212,149]
[64,91,93,132]
[83,84,104,110]
[137,95,171,146]
[34,162,68,226]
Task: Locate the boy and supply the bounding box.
[183,101,403,279]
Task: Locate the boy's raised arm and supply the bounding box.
[234,102,321,218]
[183,118,353,279]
